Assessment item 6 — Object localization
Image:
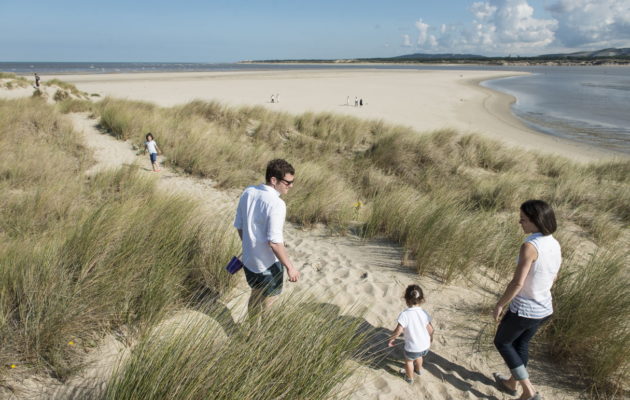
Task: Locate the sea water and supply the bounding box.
[481,66,630,155]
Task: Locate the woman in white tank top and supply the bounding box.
[492,200,561,400]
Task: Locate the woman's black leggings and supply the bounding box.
[494,310,549,380]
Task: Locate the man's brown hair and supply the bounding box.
[265,159,295,183]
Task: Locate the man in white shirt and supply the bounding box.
[234,159,300,316]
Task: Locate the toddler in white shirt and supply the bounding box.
[388,284,434,384]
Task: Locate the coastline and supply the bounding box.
[462,76,621,161]
[11,68,629,161]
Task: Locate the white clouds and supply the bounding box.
[547,0,630,47]
[403,0,630,55]
[415,19,437,47]
[467,0,557,51]
[402,34,413,47]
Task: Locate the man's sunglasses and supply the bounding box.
[279,178,294,185]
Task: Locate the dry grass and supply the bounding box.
[13,92,626,396]
[0,97,366,400]
[98,300,366,400]
[546,249,630,396]
[0,99,239,379]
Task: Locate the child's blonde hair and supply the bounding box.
[404,284,425,306]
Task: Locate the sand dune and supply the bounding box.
[0,71,599,398]
[7,113,578,400]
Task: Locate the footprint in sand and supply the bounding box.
[363,283,376,296]
[373,376,391,393]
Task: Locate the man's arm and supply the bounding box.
[269,241,299,282]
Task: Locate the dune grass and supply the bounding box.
[98,300,366,400]
[1,97,370,400]
[43,78,87,98]
[93,96,629,261]
[92,96,629,395]
[1,86,628,396]
[0,72,30,89]
[0,98,239,379]
[4,89,626,395]
[546,249,630,397]
[56,98,98,114]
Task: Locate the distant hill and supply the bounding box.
[538,48,630,58]
[393,48,630,60]
[394,53,486,60]
[244,47,630,65]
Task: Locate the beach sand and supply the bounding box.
[45,68,623,162]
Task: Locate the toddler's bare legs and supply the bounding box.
[404,359,415,380]
[414,356,424,374]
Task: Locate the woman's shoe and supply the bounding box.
[493,372,517,396]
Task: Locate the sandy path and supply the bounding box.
[3,113,582,399]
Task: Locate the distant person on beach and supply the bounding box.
[359,98,363,106]
[346,96,350,106]
[34,73,40,88]
[276,93,280,103]
[354,96,358,107]
[144,133,161,172]
[492,200,561,400]
[234,159,300,317]
[388,284,434,384]
[271,94,275,103]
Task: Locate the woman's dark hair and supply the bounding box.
[145,133,153,141]
[404,284,425,306]
[265,159,295,183]
[520,199,557,235]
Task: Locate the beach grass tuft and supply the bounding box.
[99,300,366,400]
[546,248,630,395]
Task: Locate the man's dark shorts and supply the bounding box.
[244,262,284,297]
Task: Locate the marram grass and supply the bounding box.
[93,96,629,396]
[100,299,366,400]
[0,99,239,379]
[1,88,627,397]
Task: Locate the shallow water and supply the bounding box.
[481,66,630,154]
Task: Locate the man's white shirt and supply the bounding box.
[234,184,286,273]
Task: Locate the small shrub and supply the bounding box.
[53,89,70,102]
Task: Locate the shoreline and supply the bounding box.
[463,76,623,161]
[7,68,628,162]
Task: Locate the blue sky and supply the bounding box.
[1,0,629,62]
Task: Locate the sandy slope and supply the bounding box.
[0,113,585,400]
